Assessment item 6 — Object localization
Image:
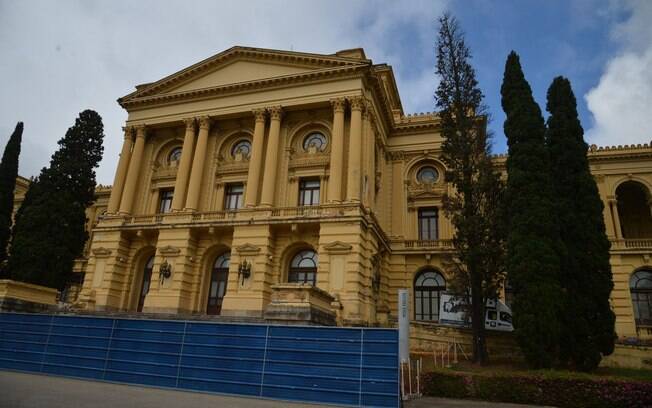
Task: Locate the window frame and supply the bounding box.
[224,183,244,210]
[418,207,439,240]
[631,269,652,327]
[414,270,446,322]
[298,178,321,207]
[158,189,174,213]
[302,132,328,152]
[168,147,182,164]
[288,249,318,285]
[231,139,252,159]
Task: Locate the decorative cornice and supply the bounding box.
[323,241,353,254]
[236,243,261,255]
[92,247,112,258]
[159,245,181,256]
[120,46,368,102]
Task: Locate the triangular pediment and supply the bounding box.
[120,46,368,103]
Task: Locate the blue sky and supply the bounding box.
[0,0,650,183]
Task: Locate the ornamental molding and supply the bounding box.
[92,247,112,258]
[236,243,261,255]
[323,241,353,254]
[159,245,181,256]
[288,154,330,170]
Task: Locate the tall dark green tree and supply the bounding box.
[436,13,506,365]
[501,52,562,368]
[0,122,23,276]
[546,76,616,371]
[8,110,104,289]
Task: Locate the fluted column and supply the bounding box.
[170,119,197,211]
[245,109,267,207]
[119,125,146,214]
[185,116,211,211]
[327,98,346,202]
[260,106,283,207]
[107,127,134,214]
[346,96,364,202]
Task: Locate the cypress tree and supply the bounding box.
[436,14,506,364]
[0,122,23,276]
[8,110,104,289]
[546,76,616,371]
[501,52,562,368]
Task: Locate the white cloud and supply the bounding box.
[585,0,652,147]
[0,0,448,184]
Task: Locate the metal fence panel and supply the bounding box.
[0,312,398,407]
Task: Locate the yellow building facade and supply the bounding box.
[45,47,650,338]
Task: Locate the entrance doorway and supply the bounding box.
[207,253,230,315]
[137,256,154,312]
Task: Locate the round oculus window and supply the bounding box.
[231,140,252,158]
[417,166,439,183]
[303,132,328,152]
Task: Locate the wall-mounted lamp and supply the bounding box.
[159,259,172,284]
[238,259,252,285]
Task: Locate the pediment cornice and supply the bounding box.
[119,46,369,108]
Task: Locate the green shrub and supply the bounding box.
[421,369,652,408]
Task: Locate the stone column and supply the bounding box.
[107,127,134,214]
[328,98,346,203]
[610,199,623,239]
[391,153,405,236]
[171,118,197,211]
[260,106,283,207]
[119,125,146,214]
[346,96,364,202]
[185,116,211,211]
[245,109,267,207]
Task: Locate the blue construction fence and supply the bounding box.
[0,312,399,407]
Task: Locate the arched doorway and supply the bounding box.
[288,249,318,285]
[137,256,154,312]
[207,253,230,315]
[414,269,446,322]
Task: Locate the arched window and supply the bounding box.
[168,147,182,164]
[414,270,446,321]
[631,269,652,327]
[303,132,328,152]
[137,256,154,312]
[207,253,230,315]
[289,249,318,285]
[417,166,439,184]
[231,139,252,158]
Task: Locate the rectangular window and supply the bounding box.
[158,189,174,213]
[299,178,320,206]
[418,207,438,240]
[224,183,244,210]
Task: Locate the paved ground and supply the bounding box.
[0,371,549,408]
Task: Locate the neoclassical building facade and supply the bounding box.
[35,46,650,338]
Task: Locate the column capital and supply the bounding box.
[330,97,346,113]
[348,96,365,112]
[134,124,147,139]
[183,118,196,131]
[267,106,283,121]
[198,116,212,131]
[252,109,267,122]
[121,126,134,140]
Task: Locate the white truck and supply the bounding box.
[439,294,514,332]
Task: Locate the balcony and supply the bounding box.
[611,238,652,251]
[98,203,364,230]
[390,239,454,253]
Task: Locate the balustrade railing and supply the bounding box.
[610,238,652,250]
[403,239,454,249]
